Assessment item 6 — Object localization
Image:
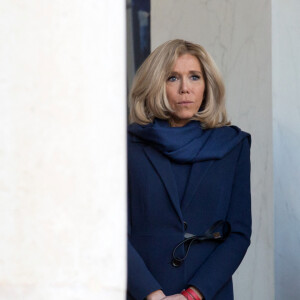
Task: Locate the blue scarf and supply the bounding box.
[128,118,250,163]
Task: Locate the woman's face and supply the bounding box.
[166,54,205,127]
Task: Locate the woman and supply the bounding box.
[127,39,251,300]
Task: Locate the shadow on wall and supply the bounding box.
[126,0,151,97]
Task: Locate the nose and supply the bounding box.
[179,78,190,94]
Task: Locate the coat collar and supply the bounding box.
[144,146,183,222]
[144,145,215,222]
[181,160,215,212]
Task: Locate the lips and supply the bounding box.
[178,101,193,105]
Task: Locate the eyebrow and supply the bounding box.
[169,70,203,75]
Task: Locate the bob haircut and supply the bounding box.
[129,39,231,128]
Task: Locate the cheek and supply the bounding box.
[197,86,205,100]
[166,88,177,104]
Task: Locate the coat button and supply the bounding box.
[171,258,182,267]
[183,221,188,230]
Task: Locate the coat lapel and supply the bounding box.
[181,160,215,212]
[144,146,183,223]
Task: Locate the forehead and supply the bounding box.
[171,53,202,72]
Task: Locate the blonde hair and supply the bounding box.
[129,39,230,128]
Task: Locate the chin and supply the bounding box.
[175,112,195,121]
[170,112,196,127]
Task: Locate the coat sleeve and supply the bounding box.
[127,240,162,300]
[127,178,162,300]
[187,137,252,300]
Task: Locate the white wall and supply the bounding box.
[273,1,300,299]
[151,1,274,299]
[0,1,126,299]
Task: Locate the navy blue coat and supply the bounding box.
[127,122,251,300]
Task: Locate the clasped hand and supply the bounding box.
[147,290,188,300]
[160,295,187,300]
[147,290,186,300]
[147,288,203,300]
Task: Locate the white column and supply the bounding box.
[273,0,300,299]
[151,1,274,299]
[0,1,126,299]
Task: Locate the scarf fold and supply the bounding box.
[128,118,250,163]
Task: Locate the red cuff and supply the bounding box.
[181,288,201,300]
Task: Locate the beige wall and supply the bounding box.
[0,1,126,299]
[151,1,274,299]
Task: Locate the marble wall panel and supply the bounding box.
[0,1,126,299]
[151,1,274,299]
[272,0,300,299]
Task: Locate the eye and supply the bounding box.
[191,75,200,80]
[167,75,177,82]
